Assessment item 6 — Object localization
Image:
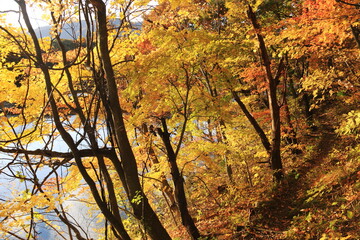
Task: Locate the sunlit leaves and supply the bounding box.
[0,0,359,239]
[336,110,360,138]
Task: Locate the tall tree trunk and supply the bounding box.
[158,118,201,240]
[302,93,314,126]
[268,91,283,180]
[283,98,299,146]
[216,120,234,183]
[50,11,130,238]
[17,1,131,238]
[232,91,271,153]
[282,68,301,153]
[89,1,171,239]
[141,124,178,212]
[350,25,360,49]
[247,5,283,181]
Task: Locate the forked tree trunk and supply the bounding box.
[247,5,283,181]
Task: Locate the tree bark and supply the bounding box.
[16,1,122,239]
[350,25,360,49]
[89,0,171,239]
[50,10,130,238]
[247,5,283,181]
[142,124,178,211]
[232,91,271,153]
[158,118,201,240]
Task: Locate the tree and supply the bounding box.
[247,4,284,181]
[1,0,358,239]
[1,0,171,239]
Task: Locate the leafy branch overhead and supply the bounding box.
[0,0,358,239]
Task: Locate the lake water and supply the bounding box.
[0,121,103,239]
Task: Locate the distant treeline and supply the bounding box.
[51,39,87,52]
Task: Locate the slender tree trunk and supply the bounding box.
[302,93,314,126]
[158,118,201,240]
[268,91,283,180]
[350,25,360,49]
[89,1,171,239]
[232,91,272,153]
[247,5,283,181]
[141,124,178,211]
[282,73,301,153]
[17,1,131,239]
[283,99,299,145]
[50,11,130,238]
[216,120,234,182]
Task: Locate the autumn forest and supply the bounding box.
[0,0,359,239]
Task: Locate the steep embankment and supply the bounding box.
[233,103,360,239]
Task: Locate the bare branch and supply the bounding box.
[0,10,20,14]
[0,147,114,159]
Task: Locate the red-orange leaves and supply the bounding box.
[137,39,156,55]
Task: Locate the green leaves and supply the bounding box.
[131,191,143,205]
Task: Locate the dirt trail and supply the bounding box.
[234,112,339,239]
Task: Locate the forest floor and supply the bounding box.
[224,102,360,240]
[235,104,360,239]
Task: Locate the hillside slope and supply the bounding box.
[233,102,360,239]
[192,101,360,240]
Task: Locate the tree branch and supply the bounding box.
[0,147,113,159]
[336,0,360,7]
